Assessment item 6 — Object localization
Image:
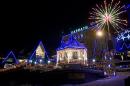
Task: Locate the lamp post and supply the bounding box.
[105,27,116,76]
[89,0,127,76]
[96,30,104,59]
[96,30,116,76]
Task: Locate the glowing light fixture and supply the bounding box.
[19,59,23,63]
[34,61,37,64]
[29,60,32,63]
[92,59,96,62]
[108,64,111,68]
[39,59,42,63]
[104,71,107,75]
[78,58,82,60]
[48,60,51,64]
[96,30,103,37]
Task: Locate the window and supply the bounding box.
[72,52,78,59]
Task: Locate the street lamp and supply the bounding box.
[89,0,127,77]
[96,30,103,37]
[48,60,51,64]
[34,61,37,65]
[39,59,42,63]
[95,30,104,60]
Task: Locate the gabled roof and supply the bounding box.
[119,42,130,50]
[29,40,48,60]
[57,35,86,50]
[1,51,18,64]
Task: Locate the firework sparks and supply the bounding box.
[89,0,127,33]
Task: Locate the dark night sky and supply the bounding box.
[0,0,129,56]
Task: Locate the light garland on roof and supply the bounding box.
[71,26,89,34]
[116,29,130,41]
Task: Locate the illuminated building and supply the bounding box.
[61,4,130,60]
[57,35,87,64]
[63,26,109,59]
[28,41,48,64]
[116,29,130,60]
[1,51,18,65]
[114,5,130,60]
[36,44,45,58]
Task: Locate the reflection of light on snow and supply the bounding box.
[104,71,107,75]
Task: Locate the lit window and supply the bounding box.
[36,45,45,58]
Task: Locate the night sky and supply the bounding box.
[0,0,129,56]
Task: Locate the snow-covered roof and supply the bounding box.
[57,35,86,50]
[1,51,19,64]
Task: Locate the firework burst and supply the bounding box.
[89,0,127,33]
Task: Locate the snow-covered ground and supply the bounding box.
[62,72,130,86]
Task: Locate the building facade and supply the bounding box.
[61,4,130,60]
[62,26,110,60]
[57,35,87,64]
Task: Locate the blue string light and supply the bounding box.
[128,4,130,8]
[57,35,86,51]
[1,51,18,64]
[119,42,130,50]
[71,26,89,34]
[28,40,49,63]
[116,30,130,41]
